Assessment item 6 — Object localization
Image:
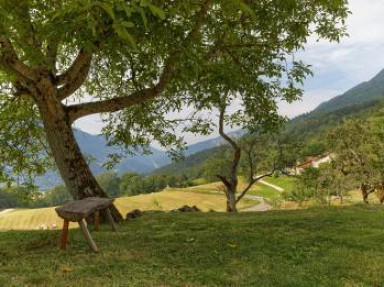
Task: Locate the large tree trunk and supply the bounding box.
[33,79,123,221]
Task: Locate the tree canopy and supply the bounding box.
[0,0,349,189]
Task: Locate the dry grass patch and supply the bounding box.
[0,190,255,231]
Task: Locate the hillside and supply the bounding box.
[1,206,384,286]
[151,146,222,177]
[315,68,384,114]
[287,68,384,138]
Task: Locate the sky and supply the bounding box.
[73,0,384,146]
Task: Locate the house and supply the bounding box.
[288,153,334,175]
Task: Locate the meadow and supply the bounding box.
[1,206,384,286]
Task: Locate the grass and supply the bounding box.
[247,183,282,201]
[263,176,297,192]
[0,190,254,231]
[187,177,282,201]
[1,206,384,286]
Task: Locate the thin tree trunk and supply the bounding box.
[361,183,374,204]
[34,84,122,221]
[226,189,238,212]
[217,104,240,213]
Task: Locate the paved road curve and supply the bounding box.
[242,195,272,212]
[0,209,15,217]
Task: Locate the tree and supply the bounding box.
[0,1,349,219]
[286,164,348,206]
[327,118,384,203]
[42,184,72,206]
[213,107,277,212]
[96,172,121,197]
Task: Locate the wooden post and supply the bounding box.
[78,220,99,253]
[105,207,117,232]
[94,211,100,231]
[60,219,69,250]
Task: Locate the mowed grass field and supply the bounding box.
[1,206,384,286]
[188,177,283,201]
[0,189,255,231]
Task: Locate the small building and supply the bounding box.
[288,153,334,175]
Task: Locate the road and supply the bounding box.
[0,209,15,217]
[258,178,284,192]
[242,195,272,212]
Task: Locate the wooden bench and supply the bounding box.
[55,197,117,253]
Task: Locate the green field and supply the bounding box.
[1,206,384,286]
[247,183,282,201]
[188,177,282,201]
[264,176,296,192]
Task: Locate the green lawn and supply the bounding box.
[247,183,282,201]
[1,205,384,286]
[187,177,282,202]
[263,176,296,192]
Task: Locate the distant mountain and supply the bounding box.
[36,130,170,188]
[151,130,245,177]
[36,129,244,189]
[184,129,245,156]
[74,129,170,174]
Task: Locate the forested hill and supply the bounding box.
[151,147,223,177]
[285,68,384,139]
[315,68,384,114]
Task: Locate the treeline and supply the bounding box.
[0,172,198,209]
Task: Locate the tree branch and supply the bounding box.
[45,36,61,74]
[218,105,239,151]
[0,36,37,82]
[66,55,174,123]
[56,49,92,100]
[217,104,241,192]
[65,0,212,123]
[236,167,276,204]
[216,175,231,191]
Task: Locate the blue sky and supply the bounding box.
[74,0,384,145]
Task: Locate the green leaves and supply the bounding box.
[148,4,166,20]
[112,20,137,47]
[0,95,52,188]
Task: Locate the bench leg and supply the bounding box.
[78,220,99,253]
[60,219,69,250]
[106,207,117,232]
[94,211,100,231]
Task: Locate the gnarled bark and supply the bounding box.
[33,78,122,221]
